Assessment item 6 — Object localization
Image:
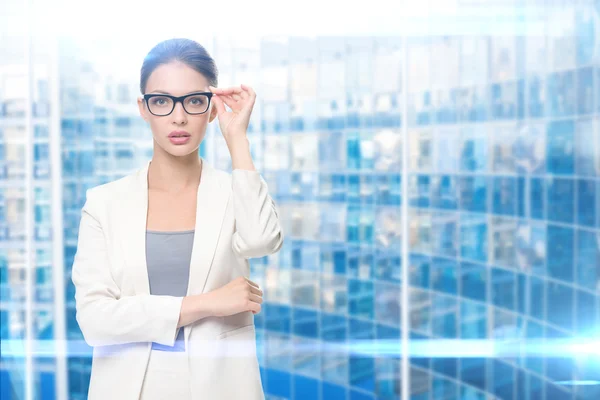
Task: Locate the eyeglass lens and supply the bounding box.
[147,94,210,115]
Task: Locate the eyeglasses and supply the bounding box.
[143,92,214,116]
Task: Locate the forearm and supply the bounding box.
[176,293,214,328]
[228,137,256,171]
[75,294,184,347]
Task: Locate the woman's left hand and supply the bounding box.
[209,84,256,144]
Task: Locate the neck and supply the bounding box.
[148,149,202,194]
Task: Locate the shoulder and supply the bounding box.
[83,169,140,212]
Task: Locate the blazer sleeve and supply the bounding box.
[71,188,184,347]
[230,169,284,259]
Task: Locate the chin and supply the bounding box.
[159,141,201,158]
[171,147,200,157]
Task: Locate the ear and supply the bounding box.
[208,102,218,123]
[137,96,149,122]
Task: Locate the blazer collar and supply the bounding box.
[122,156,230,303]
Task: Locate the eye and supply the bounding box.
[149,96,170,106]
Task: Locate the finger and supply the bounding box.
[237,85,249,100]
[212,85,243,96]
[249,293,263,304]
[210,86,235,102]
[227,86,249,101]
[249,284,263,296]
[245,278,260,289]
[222,92,240,102]
[216,86,248,103]
[219,94,238,109]
[240,84,256,111]
[211,94,227,115]
[241,84,256,100]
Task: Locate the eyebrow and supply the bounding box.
[148,89,208,95]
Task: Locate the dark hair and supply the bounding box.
[139,38,218,94]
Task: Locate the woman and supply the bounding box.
[71,38,284,400]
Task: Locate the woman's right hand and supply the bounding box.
[204,276,263,317]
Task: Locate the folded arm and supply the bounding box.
[71,188,185,347]
[230,169,284,259]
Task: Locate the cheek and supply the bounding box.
[148,119,166,136]
[190,117,209,132]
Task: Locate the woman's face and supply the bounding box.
[137,61,218,158]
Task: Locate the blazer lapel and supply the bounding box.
[121,160,152,296]
[123,157,230,313]
[186,158,230,298]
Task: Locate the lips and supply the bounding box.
[168,130,191,138]
[169,136,191,145]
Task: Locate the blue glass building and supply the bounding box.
[1,2,599,399]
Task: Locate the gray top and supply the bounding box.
[146,229,194,351]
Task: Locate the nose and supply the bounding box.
[171,100,188,124]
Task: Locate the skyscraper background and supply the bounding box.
[1,1,599,399]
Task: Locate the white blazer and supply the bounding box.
[71,157,284,400]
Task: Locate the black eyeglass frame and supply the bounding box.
[142,91,214,116]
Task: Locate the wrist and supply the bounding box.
[226,136,250,152]
[193,293,214,320]
[227,138,256,171]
